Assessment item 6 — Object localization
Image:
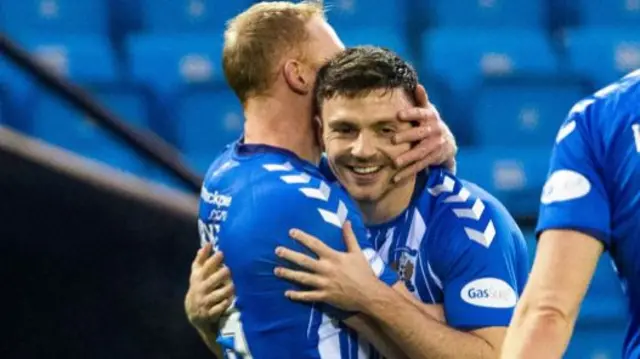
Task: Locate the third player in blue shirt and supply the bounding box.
[502,71,640,359]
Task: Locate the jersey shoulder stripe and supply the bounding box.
[426,173,496,248]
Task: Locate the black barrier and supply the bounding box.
[0,128,213,358]
[0,34,202,192]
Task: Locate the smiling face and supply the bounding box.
[314,46,419,209]
[322,88,414,203]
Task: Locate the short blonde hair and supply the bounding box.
[222,1,324,104]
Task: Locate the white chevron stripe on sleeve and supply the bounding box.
[370,256,385,278]
[263,162,293,172]
[428,176,455,196]
[280,173,311,184]
[464,221,496,248]
[444,187,470,203]
[362,248,385,277]
[300,181,331,201]
[406,209,426,250]
[452,199,485,220]
[317,200,348,228]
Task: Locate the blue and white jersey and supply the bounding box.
[368,169,530,330]
[198,141,398,359]
[536,70,640,358]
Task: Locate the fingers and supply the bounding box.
[394,157,434,184]
[202,265,232,292]
[202,281,235,307]
[342,221,361,253]
[207,298,232,318]
[394,106,441,149]
[275,246,320,271]
[274,267,327,288]
[393,131,444,169]
[200,251,224,278]
[288,228,334,258]
[193,243,212,269]
[394,121,436,147]
[284,290,325,303]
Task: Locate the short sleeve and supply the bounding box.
[427,202,527,330]
[536,100,611,246]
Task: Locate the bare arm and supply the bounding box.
[360,280,504,359]
[500,230,603,359]
[275,224,504,359]
[193,323,224,358]
[344,314,410,359]
[343,281,447,359]
[184,245,234,357]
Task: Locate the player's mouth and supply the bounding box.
[345,165,384,183]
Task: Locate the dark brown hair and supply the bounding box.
[314,46,418,113]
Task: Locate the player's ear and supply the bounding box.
[283,60,311,95]
[414,84,429,108]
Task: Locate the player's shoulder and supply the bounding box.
[564,70,640,131]
[421,168,522,249]
[209,149,354,221]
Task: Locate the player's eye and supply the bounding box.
[379,127,396,136]
[334,126,356,135]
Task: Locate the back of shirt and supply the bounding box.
[198,142,397,359]
[536,70,640,358]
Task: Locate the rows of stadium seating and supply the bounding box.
[0,1,639,215]
[0,1,634,357]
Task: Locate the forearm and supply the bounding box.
[345,314,410,359]
[362,282,496,359]
[193,322,223,358]
[501,305,574,359]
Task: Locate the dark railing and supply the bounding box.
[0,33,202,193]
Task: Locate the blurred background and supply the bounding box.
[0,0,637,358]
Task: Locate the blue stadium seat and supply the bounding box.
[141,0,253,33]
[127,33,224,94]
[0,0,108,35]
[0,35,119,127]
[174,87,243,159]
[565,28,640,87]
[27,86,150,175]
[339,28,414,65]
[456,147,551,217]
[427,0,544,28]
[110,0,144,38]
[472,78,589,148]
[578,0,640,27]
[325,0,407,31]
[17,35,119,83]
[422,29,558,94]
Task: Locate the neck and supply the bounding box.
[243,96,321,165]
[359,177,417,226]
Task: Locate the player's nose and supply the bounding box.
[351,133,377,159]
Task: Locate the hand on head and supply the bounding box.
[392,85,458,183]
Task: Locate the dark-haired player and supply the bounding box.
[274,46,530,359]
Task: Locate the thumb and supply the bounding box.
[342,221,361,253]
[414,84,429,108]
